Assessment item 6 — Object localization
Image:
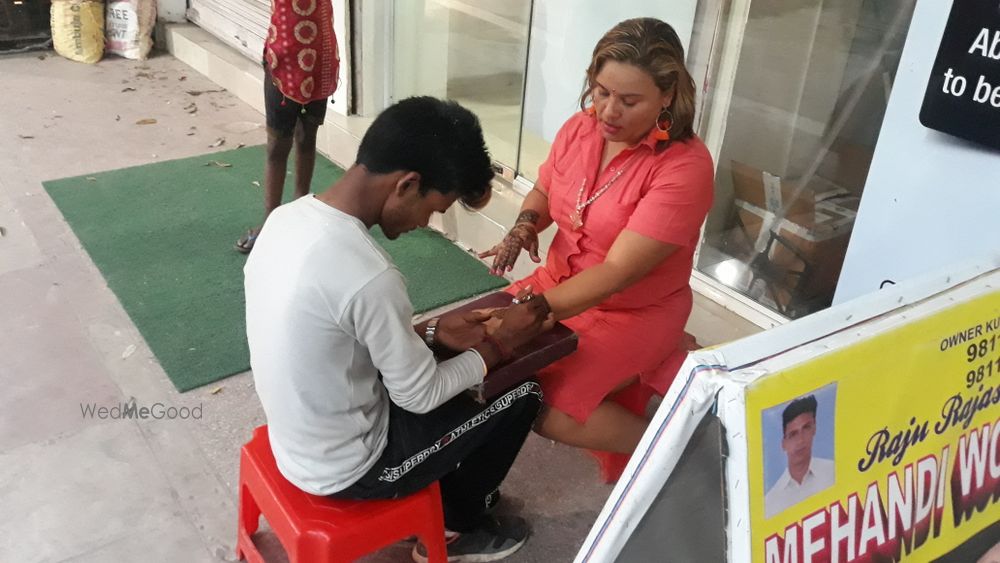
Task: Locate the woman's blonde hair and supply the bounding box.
[580,18,697,145]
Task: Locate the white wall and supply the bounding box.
[331,0,349,112]
[834,0,1000,303]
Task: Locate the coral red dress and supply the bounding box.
[509,112,715,423]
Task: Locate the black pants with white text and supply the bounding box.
[330,380,542,532]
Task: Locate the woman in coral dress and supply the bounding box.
[481,18,715,454]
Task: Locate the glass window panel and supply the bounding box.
[392,0,532,169]
[695,0,915,319]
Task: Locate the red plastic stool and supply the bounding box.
[587,332,701,483]
[236,425,449,563]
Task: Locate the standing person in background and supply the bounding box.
[480,18,714,455]
[235,0,340,253]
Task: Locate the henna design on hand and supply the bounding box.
[515,209,541,226]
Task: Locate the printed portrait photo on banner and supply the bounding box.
[762,383,838,518]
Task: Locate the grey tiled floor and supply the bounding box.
[0,52,759,563]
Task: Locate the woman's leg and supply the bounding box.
[533,400,648,454]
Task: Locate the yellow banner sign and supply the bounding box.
[747,291,1000,562]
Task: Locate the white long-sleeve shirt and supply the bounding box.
[244,195,485,495]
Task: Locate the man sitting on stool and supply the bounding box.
[245,96,553,562]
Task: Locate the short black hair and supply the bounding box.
[356,96,494,209]
[782,395,818,434]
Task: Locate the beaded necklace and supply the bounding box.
[568,154,635,230]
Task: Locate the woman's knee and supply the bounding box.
[532,404,577,440]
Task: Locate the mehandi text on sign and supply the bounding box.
[764,411,1000,563]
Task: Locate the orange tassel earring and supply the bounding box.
[585,105,596,117]
[654,107,672,141]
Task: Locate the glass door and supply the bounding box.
[390,0,532,172]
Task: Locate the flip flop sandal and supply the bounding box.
[234,229,258,254]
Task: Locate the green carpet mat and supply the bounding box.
[43,146,506,391]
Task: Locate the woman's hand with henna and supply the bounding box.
[479,211,542,276]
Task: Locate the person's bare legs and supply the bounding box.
[293,119,320,198]
[533,391,649,454]
[534,403,647,454]
[236,128,293,253]
[264,128,294,217]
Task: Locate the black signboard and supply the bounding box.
[920,0,1000,150]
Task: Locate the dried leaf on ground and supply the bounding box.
[121,87,136,93]
[122,344,137,359]
[236,143,246,149]
[205,160,233,168]
[184,102,198,114]
[86,177,97,182]
[209,386,224,395]
[251,181,261,188]
[135,118,157,125]
[17,135,34,139]
[209,137,226,148]
[0,226,6,237]
[179,76,187,81]
[115,115,121,122]
[186,89,226,96]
